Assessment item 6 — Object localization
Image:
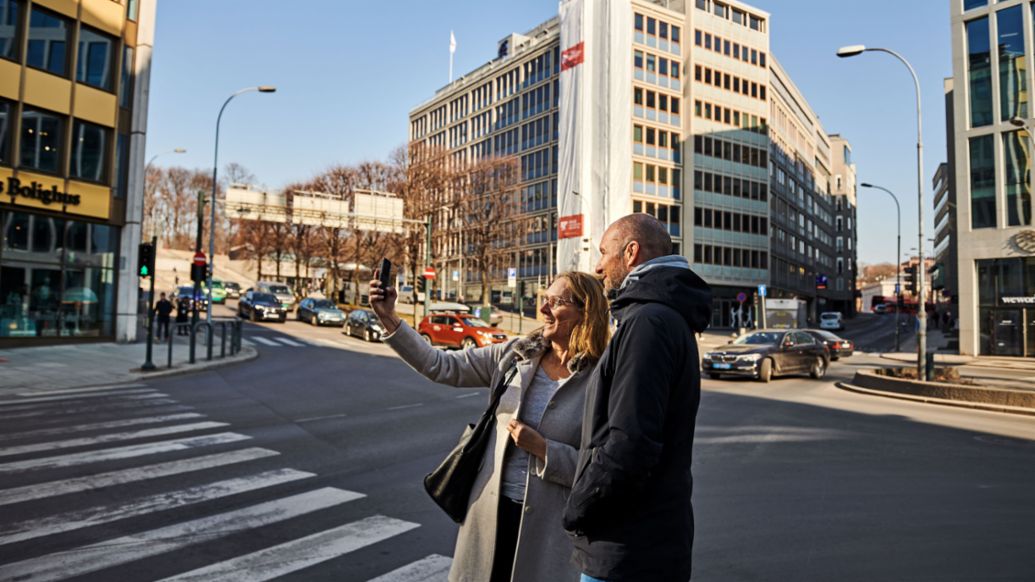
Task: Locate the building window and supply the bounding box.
[966,16,992,127]
[1003,130,1033,226]
[20,107,64,174]
[969,134,996,228]
[70,120,108,183]
[996,6,1026,121]
[120,45,134,108]
[26,6,68,77]
[0,0,21,62]
[0,99,10,166]
[127,0,139,21]
[76,25,116,91]
[963,0,986,10]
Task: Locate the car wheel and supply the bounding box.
[708,373,721,380]
[278,316,286,323]
[810,357,827,380]
[757,358,773,383]
[251,311,258,323]
[831,355,840,361]
[462,337,477,350]
[421,333,433,345]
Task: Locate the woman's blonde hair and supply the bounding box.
[556,271,610,363]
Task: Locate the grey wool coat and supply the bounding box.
[383,322,594,582]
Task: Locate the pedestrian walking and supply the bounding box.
[369,271,610,582]
[154,292,173,341]
[175,295,190,336]
[563,213,712,582]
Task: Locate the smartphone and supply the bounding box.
[378,258,392,292]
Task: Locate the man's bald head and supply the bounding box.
[608,214,672,261]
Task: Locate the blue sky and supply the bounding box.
[147,0,951,266]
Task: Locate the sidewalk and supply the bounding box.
[880,328,1035,372]
[0,334,256,394]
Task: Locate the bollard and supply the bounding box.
[167,327,175,368]
[220,322,227,358]
[925,352,935,381]
[189,323,197,364]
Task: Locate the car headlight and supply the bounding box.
[702,352,715,361]
[736,353,762,362]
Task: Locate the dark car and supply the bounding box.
[702,329,830,382]
[344,309,386,342]
[803,329,854,360]
[238,291,286,323]
[175,285,209,311]
[297,298,346,327]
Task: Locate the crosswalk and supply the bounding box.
[248,335,310,348]
[0,384,451,581]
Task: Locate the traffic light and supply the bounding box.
[416,277,426,294]
[190,262,206,283]
[905,265,917,294]
[138,242,155,278]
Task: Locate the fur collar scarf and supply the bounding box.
[510,330,593,375]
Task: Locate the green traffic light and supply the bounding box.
[140,266,150,277]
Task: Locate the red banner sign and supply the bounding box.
[561,41,585,71]
[558,214,584,239]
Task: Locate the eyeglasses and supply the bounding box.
[543,295,580,309]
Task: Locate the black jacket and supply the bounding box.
[563,263,711,581]
[154,299,174,319]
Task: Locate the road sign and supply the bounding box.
[423,267,436,280]
[507,268,517,289]
[758,284,767,298]
[736,292,747,303]
[193,251,206,266]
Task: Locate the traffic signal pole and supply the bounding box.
[141,236,157,371]
[424,215,432,320]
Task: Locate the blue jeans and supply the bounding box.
[581,575,607,582]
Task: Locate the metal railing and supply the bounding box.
[161,318,243,369]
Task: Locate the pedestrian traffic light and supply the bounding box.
[138,242,155,278]
[416,277,426,294]
[190,262,206,283]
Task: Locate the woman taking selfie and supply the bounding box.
[368,271,609,582]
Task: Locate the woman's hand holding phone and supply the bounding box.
[369,270,401,335]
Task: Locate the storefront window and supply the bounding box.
[0,211,118,339]
[976,257,1035,357]
[20,107,64,174]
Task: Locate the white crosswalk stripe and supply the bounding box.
[0,398,184,421]
[0,389,163,408]
[0,447,279,506]
[367,554,453,582]
[272,336,306,346]
[0,432,250,475]
[251,336,281,346]
[157,515,420,582]
[14,383,147,397]
[0,421,229,458]
[0,412,204,442]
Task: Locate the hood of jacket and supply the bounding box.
[610,255,712,333]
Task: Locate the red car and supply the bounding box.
[418,313,508,349]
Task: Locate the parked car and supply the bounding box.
[418,312,508,349]
[819,311,844,330]
[238,291,286,323]
[802,329,855,361]
[175,285,208,310]
[398,284,415,304]
[255,281,296,311]
[207,279,227,304]
[702,329,830,382]
[344,308,386,341]
[297,297,345,327]
[224,281,242,299]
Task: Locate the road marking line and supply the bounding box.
[15,383,148,397]
[0,487,365,582]
[367,554,453,582]
[0,389,161,407]
[296,413,347,423]
[273,337,306,347]
[158,515,420,582]
[0,468,315,545]
[0,447,280,507]
[0,421,229,459]
[0,398,183,421]
[0,432,250,475]
[251,336,281,346]
[386,403,424,411]
[454,393,481,399]
[0,413,205,443]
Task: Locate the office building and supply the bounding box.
[408,0,856,326]
[0,0,155,347]
[950,0,1035,357]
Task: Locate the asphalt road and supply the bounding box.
[1,307,1033,581]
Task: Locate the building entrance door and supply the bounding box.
[992,309,1023,356]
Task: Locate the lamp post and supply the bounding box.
[838,44,927,379]
[206,86,276,322]
[860,183,902,352]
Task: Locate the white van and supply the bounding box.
[819,311,844,331]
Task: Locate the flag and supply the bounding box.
[450,31,456,54]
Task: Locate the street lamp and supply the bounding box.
[205,86,277,322]
[860,182,902,352]
[838,44,928,379]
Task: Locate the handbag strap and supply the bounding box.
[486,363,520,414]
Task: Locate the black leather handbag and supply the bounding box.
[424,363,519,523]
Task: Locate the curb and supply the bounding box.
[130,345,259,382]
[834,381,1035,417]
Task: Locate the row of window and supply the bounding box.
[634,124,681,151]
[694,169,769,202]
[693,64,767,102]
[693,99,767,134]
[693,29,767,69]
[0,2,126,96]
[633,13,682,43]
[522,113,557,151]
[0,100,112,184]
[693,135,767,169]
[695,243,769,270]
[523,47,558,90]
[520,80,557,121]
[634,87,681,115]
[634,50,680,80]
[633,199,681,229]
[520,145,557,182]
[694,207,768,236]
[694,0,766,32]
[520,179,557,213]
[633,161,681,188]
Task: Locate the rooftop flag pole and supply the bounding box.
[449,30,456,82]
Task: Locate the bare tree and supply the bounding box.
[397,143,453,316]
[457,155,520,305]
